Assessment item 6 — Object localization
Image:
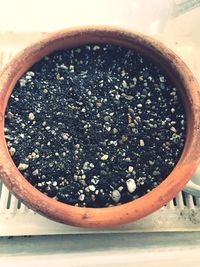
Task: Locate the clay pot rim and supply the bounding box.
[0,25,200,228]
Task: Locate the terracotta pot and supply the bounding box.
[0,26,200,228]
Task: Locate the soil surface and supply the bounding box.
[5,44,186,207]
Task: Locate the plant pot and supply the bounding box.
[0,26,200,228]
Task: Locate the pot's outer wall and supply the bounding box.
[0,26,200,228]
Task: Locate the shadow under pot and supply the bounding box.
[0,26,200,228]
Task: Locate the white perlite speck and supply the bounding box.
[126,178,137,193]
[101,154,108,161]
[111,190,121,203]
[122,80,128,88]
[62,133,69,140]
[88,185,96,191]
[79,194,85,201]
[128,166,134,173]
[26,71,35,77]
[32,169,39,176]
[83,161,90,170]
[9,147,16,156]
[93,45,100,51]
[43,88,48,94]
[28,112,35,121]
[139,139,145,147]
[7,112,13,119]
[170,126,177,132]
[18,163,29,171]
[91,178,99,185]
[69,65,74,72]
[19,78,27,87]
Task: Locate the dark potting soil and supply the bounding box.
[5,44,186,208]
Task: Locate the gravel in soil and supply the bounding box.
[5,44,186,208]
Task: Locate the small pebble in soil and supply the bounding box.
[126,179,137,193]
[32,169,39,176]
[28,112,35,121]
[101,154,109,161]
[128,166,134,173]
[5,44,186,208]
[7,112,13,120]
[112,190,121,203]
[139,139,145,147]
[9,147,16,156]
[18,163,29,171]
